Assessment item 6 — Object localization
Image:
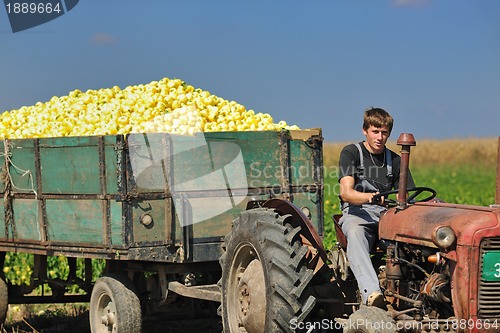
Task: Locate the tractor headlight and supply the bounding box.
[432,226,456,249]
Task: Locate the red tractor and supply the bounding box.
[326,135,500,333]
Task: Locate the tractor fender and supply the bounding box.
[262,198,327,274]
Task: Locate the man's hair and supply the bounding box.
[363,107,393,134]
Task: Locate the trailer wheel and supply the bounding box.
[89,274,141,333]
[0,277,7,324]
[344,306,396,333]
[220,208,316,333]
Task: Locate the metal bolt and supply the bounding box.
[140,213,153,226]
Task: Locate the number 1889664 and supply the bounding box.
[5,2,62,14]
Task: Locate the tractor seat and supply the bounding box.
[332,214,348,250]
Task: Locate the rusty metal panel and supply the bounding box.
[289,132,323,234]
[291,191,321,233]
[39,136,101,194]
[104,135,120,195]
[191,199,247,239]
[109,200,125,246]
[238,133,283,189]
[45,199,103,243]
[131,198,169,245]
[3,139,38,194]
[289,139,319,186]
[127,133,171,194]
[10,198,40,240]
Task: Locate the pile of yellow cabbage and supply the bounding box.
[0,77,299,139]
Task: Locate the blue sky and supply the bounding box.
[1,0,499,142]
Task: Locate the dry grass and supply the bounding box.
[3,302,222,333]
[3,304,89,333]
[324,137,499,168]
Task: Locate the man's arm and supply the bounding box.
[339,175,379,206]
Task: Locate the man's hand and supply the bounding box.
[340,176,383,205]
[370,192,386,205]
[368,192,378,203]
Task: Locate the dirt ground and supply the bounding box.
[3,304,346,333]
[3,301,223,333]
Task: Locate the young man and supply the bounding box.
[338,107,414,308]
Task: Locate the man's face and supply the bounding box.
[362,125,390,154]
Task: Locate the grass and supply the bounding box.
[2,304,89,333]
[412,164,495,206]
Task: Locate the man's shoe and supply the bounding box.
[366,291,387,309]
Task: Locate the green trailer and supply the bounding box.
[0,129,326,332]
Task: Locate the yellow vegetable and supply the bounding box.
[0,77,299,139]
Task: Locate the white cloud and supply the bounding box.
[90,33,117,45]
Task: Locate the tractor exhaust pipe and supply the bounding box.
[397,133,416,210]
[496,137,500,205]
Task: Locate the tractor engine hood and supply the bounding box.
[379,202,500,249]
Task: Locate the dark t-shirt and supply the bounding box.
[338,142,415,193]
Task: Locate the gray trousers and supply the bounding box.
[339,204,386,303]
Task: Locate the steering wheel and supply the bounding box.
[372,186,437,207]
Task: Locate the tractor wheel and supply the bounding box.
[344,306,396,333]
[0,277,8,325]
[89,273,142,333]
[220,208,316,333]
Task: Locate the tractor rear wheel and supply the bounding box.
[220,208,316,333]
